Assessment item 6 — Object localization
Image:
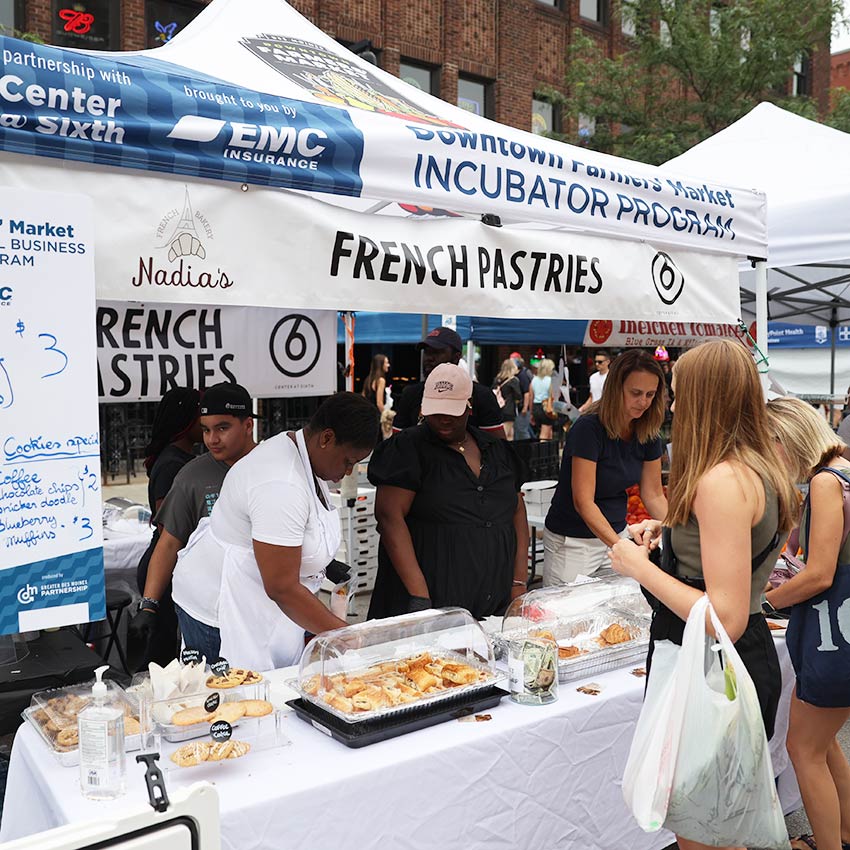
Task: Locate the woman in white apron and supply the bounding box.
[212,393,380,672]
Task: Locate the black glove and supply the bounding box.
[325,559,351,585]
[408,595,432,613]
[127,609,157,672]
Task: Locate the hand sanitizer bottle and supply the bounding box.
[78,665,126,800]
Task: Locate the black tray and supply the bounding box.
[287,685,509,748]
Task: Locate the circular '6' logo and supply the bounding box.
[269,314,321,378]
[651,252,685,305]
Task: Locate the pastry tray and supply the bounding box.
[288,686,509,748]
[498,609,651,683]
[293,652,498,725]
[22,706,142,768]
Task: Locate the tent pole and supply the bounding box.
[830,307,837,427]
[754,261,769,394]
[343,311,355,393]
[420,314,428,380]
[466,339,475,380]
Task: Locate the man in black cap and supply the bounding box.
[392,327,505,437]
[129,382,257,667]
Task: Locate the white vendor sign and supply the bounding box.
[97,301,336,401]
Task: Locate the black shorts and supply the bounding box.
[647,605,782,740]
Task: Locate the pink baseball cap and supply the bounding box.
[421,363,473,417]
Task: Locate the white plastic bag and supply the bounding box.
[622,638,687,831]
[624,595,790,849]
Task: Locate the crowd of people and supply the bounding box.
[126,331,850,850]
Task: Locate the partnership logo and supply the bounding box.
[16,583,37,605]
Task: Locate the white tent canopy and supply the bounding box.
[666,103,850,325]
[0,0,762,323]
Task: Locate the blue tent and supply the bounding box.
[337,313,586,346]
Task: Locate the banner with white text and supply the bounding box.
[97,301,336,401]
[0,188,104,635]
[0,0,767,259]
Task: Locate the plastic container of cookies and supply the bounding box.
[293,607,499,725]
[23,681,142,767]
[159,700,288,772]
[497,577,652,683]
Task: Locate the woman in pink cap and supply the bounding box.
[368,363,530,619]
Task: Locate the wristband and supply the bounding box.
[139,597,160,613]
[760,594,776,615]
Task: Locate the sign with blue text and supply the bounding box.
[0,187,104,635]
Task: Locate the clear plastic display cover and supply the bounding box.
[498,576,652,682]
[24,680,141,766]
[295,607,498,724]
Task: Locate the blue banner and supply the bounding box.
[0,547,105,635]
[767,322,850,350]
[0,37,364,194]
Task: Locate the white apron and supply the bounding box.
[217,430,341,671]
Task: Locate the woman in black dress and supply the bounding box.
[367,363,529,619]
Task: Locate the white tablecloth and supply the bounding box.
[102,528,151,599]
[0,641,802,850]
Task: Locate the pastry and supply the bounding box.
[171,705,213,726]
[56,727,79,749]
[323,693,354,713]
[598,624,632,646]
[231,668,263,685]
[240,699,273,717]
[341,680,366,698]
[206,669,248,689]
[211,702,247,724]
[408,668,440,691]
[170,742,210,767]
[441,663,479,685]
[124,716,141,735]
[558,645,583,660]
[227,741,251,759]
[207,741,235,761]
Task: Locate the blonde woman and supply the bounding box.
[765,397,850,850]
[529,358,556,440]
[609,340,797,850]
[543,350,667,585]
[491,359,522,439]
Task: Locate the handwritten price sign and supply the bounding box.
[0,188,104,635]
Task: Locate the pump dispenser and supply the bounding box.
[78,665,126,800]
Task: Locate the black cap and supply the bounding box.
[416,326,463,353]
[200,383,254,417]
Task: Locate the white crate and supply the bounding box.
[329,487,375,509]
[337,538,379,560]
[521,480,557,507]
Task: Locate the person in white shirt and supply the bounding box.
[579,351,610,413]
[209,393,379,671]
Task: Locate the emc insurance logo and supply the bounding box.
[0,285,12,306]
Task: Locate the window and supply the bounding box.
[621,0,636,36]
[458,76,493,118]
[52,0,119,50]
[0,1,19,33]
[792,54,812,96]
[399,61,439,96]
[532,97,559,135]
[580,0,606,24]
[147,0,204,49]
[535,0,560,6]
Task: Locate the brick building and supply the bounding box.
[832,47,850,91]
[8,0,833,133]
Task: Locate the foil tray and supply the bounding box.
[23,707,142,768]
[292,651,499,726]
[497,608,650,683]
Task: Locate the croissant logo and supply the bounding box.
[132,188,235,290]
[651,252,684,305]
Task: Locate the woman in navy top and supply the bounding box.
[543,350,668,585]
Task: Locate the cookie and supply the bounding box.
[229,668,263,685]
[227,741,251,759]
[205,669,247,689]
[211,702,247,724]
[240,699,273,717]
[124,716,141,735]
[171,705,213,726]
[207,741,234,761]
[56,727,79,749]
[170,742,210,768]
